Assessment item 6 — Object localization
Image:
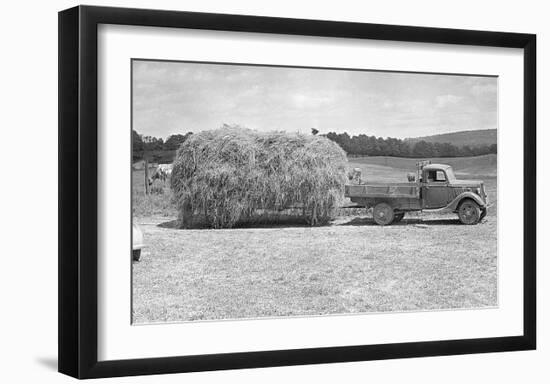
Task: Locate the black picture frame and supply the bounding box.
[59,5,536,379]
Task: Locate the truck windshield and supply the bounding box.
[426,168,456,182]
[445,168,456,181]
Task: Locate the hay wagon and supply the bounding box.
[345,161,488,225]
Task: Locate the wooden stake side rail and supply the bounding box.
[345,183,420,199]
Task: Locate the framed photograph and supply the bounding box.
[58,5,536,379]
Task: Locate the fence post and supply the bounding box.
[144,159,150,195]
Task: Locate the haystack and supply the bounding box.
[170,126,348,228]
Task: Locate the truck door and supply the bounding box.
[422,169,450,209]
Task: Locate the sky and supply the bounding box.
[132,60,497,140]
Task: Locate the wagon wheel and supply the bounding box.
[373,202,395,226]
[393,212,405,223]
[457,200,481,225]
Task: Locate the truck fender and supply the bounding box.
[447,192,486,212]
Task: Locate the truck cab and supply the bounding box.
[419,163,487,214]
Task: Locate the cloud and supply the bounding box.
[133,60,497,139]
[436,94,463,108]
[290,93,335,109]
[471,83,497,96]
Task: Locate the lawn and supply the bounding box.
[132,168,177,218]
[132,155,498,324]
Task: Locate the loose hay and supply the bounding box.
[170,126,348,228]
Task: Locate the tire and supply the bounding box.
[480,208,487,221]
[457,200,481,225]
[132,249,141,262]
[373,202,395,226]
[393,212,405,223]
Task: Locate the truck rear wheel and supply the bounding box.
[458,199,481,225]
[373,202,394,226]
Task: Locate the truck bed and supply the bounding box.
[345,183,420,199]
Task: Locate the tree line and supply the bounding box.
[132,130,192,161]
[133,129,497,162]
[324,132,497,158]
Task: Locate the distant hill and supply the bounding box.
[406,129,497,147]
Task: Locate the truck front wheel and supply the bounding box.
[457,200,481,225]
[480,208,487,221]
[373,202,395,226]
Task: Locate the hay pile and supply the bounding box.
[170,126,348,228]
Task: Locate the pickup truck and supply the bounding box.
[344,161,488,225]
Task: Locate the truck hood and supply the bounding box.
[450,180,483,187]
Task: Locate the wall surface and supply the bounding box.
[0,0,547,382]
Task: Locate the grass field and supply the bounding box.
[132,168,177,218]
[132,155,498,323]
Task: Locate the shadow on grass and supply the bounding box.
[158,219,179,229]
[158,215,318,230]
[158,214,483,229]
[339,217,463,226]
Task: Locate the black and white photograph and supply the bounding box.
[1,0,545,380]
[131,59,498,324]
